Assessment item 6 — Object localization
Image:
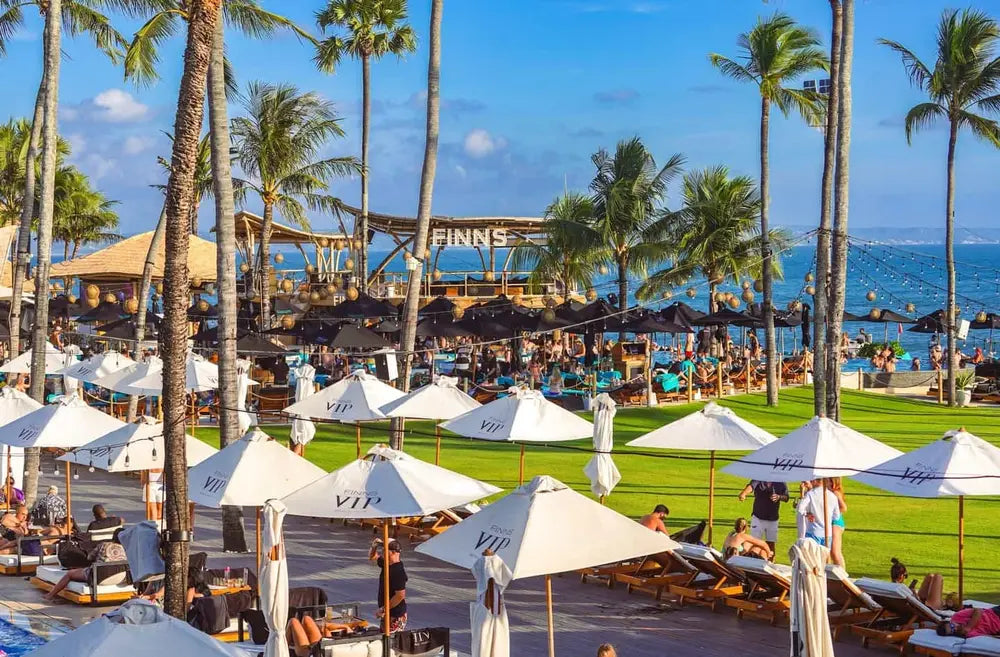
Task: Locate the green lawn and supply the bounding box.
[196,387,1000,600]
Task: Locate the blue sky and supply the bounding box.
[3,0,1000,237]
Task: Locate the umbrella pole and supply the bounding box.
[822,479,829,550]
[383,519,391,637]
[959,495,965,603]
[190,394,195,438]
[4,446,11,512]
[356,421,361,459]
[518,444,525,486]
[65,461,72,536]
[708,450,716,546]
[256,506,262,581]
[545,575,555,657]
[435,424,441,465]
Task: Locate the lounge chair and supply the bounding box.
[908,628,966,657]
[962,636,1000,657]
[666,543,745,609]
[825,565,882,638]
[30,563,134,605]
[850,577,949,650]
[723,555,792,624]
[0,536,60,576]
[611,550,698,600]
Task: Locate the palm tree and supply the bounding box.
[156,133,213,234]
[396,0,441,448]
[585,137,683,333]
[510,192,599,297]
[231,81,360,328]
[0,120,31,226]
[880,9,1000,407]
[52,166,120,259]
[638,166,788,311]
[157,0,221,619]
[315,0,416,293]
[710,12,828,406]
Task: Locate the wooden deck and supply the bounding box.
[0,454,876,657]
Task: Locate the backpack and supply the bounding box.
[57,538,91,568]
[187,595,230,635]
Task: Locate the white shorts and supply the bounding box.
[750,516,779,542]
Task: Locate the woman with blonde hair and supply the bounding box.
[723,517,773,560]
[826,477,848,568]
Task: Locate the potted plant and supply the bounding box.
[954,370,977,407]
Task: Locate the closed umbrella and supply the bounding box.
[379,375,481,464]
[235,358,255,435]
[583,393,620,502]
[853,428,1000,602]
[441,387,593,484]
[283,370,404,458]
[627,402,776,544]
[289,362,317,450]
[417,475,678,657]
[470,553,512,657]
[789,538,834,657]
[0,342,66,374]
[60,345,82,397]
[260,499,289,657]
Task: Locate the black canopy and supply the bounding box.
[691,308,752,326]
[970,312,1000,330]
[909,310,947,334]
[864,309,914,323]
[416,317,475,338]
[317,322,392,350]
[660,302,704,331]
[324,293,398,320]
[76,301,126,323]
[418,296,456,317]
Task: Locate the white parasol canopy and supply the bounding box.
[441,387,593,443]
[117,352,219,394]
[379,375,481,420]
[417,475,678,579]
[0,342,67,374]
[627,402,776,544]
[281,444,500,518]
[288,362,316,447]
[789,538,834,657]
[0,386,42,426]
[55,351,136,383]
[92,356,163,394]
[583,393,620,499]
[0,393,125,449]
[470,553,512,657]
[187,427,326,508]
[24,598,251,657]
[722,415,902,482]
[283,369,403,423]
[58,416,218,472]
[261,499,289,657]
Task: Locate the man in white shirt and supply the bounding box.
[797,478,841,546]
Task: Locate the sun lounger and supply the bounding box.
[30,563,134,605]
[723,555,792,624]
[613,550,698,600]
[850,577,949,650]
[962,636,1000,657]
[0,536,60,575]
[908,628,966,657]
[666,543,745,609]
[825,565,882,637]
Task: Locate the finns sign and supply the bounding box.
[430,228,508,248]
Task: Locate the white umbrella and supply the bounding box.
[470,553,512,657]
[627,401,777,544]
[0,342,66,374]
[583,393,620,502]
[236,359,255,435]
[853,428,1000,602]
[417,475,678,657]
[260,499,289,657]
[24,598,250,657]
[282,444,500,639]
[58,416,218,472]
[56,351,136,384]
[288,362,317,449]
[92,356,163,393]
[283,369,404,458]
[789,538,834,657]
[380,375,481,464]
[119,352,219,394]
[0,387,41,503]
[441,387,593,484]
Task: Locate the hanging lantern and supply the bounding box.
[52,281,63,291]
[318,286,329,300]
[542,308,556,323]
[713,291,725,303]
[686,287,697,298]
[103,292,116,304]
[976,310,988,323]
[308,291,320,303]
[346,286,359,301]
[326,283,338,296]
[86,296,99,308]
[728,297,740,309]
[353,239,363,250]
[204,283,214,295]
[868,308,882,320]
[791,300,802,311]
[67,294,77,304]
[85,284,100,300]
[805,272,814,282]
[432,269,442,281]
[586,288,598,302]
[318,237,329,249]
[805,285,816,296]
[155,282,164,295]
[273,253,284,265]
[905,302,916,314]
[239,262,250,274]
[305,264,315,275]
[452,306,465,320]
[741,280,751,290]
[344,258,355,271]
[742,289,754,303]
[197,299,210,313]
[191,277,203,289]
[424,248,432,260]
[281,315,295,330]
[483,271,495,282]
[662,290,673,300]
[552,329,563,341]
[124,297,139,314]
[866,290,877,302]
[280,279,294,293]
[953,306,962,316]
[297,290,310,303]
[753,279,763,293]
[598,264,609,276]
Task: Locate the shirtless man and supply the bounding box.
[639,504,669,533]
[0,505,30,552]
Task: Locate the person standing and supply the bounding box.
[738,480,789,556]
[797,478,842,547]
[370,538,408,632]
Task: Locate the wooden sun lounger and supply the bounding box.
[666,543,745,610]
[394,509,465,543]
[908,629,965,657]
[613,551,698,600]
[825,565,883,638]
[850,578,948,652]
[578,557,663,589]
[0,536,60,576]
[31,563,134,605]
[723,556,792,624]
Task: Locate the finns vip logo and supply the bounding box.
[900,467,937,486]
[16,427,39,443]
[76,367,95,377]
[326,400,354,416]
[334,494,382,510]
[772,457,804,472]
[202,474,228,494]
[475,530,512,552]
[479,417,506,434]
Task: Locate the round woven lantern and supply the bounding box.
[346,286,359,301]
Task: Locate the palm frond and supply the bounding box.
[903,102,946,144]
[958,110,1000,147]
[225,1,316,44]
[63,1,129,63]
[709,54,757,83]
[0,3,25,57]
[124,9,182,86]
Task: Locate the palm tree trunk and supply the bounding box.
[71,242,79,259]
[128,204,168,423]
[617,252,628,341]
[63,242,69,262]
[259,202,273,329]
[25,0,63,507]
[397,0,442,444]
[826,0,854,421]
[208,16,247,551]
[759,96,778,406]
[814,0,843,416]
[9,33,47,359]
[359,54,371,293]
[159,0,221,619]
[945,120,958,406]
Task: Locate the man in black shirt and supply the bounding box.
[738,480,789,556]
[87,504,124,533]
[370,538,408,632]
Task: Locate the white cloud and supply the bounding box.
[90,89,149,122]
[123,135,155,155]
[82,154,117,180]
[66,133,87,156]
[464,129,503,158]
[455,164,467,179]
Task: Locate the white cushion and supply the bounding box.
[321,638,383,657]
[676,542,724,562]
[727,555,792,580]
[0,554,58,567]
[825,565,880,610]
[962,636,1000,657]
[908,628,964,655]
[35,565,132,596]
[855,578,944,622]
[965,600,995,609]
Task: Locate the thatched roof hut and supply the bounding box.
[50,232,217,282]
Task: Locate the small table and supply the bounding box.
[209,583,252,596]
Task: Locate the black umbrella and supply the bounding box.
[691,308,751,326]
[236,333,289,355]
[100,320,159,340]
[75,301,126,323]
[624,313,689,334]
[187,300,219,319]
[909,310,947,334]
[418,296,456,317]
[864,309,914,324]
[519,309,572,333]
[103,313,163,333]
[318,322,391,350]
[48,295,83,318]
[326,293,398,320]
[416,317,475,338]
[842,311,867,322]
[970,312,1000,330]
[661,302,705,330]
[458,315,516,338]
[372,319,401,334]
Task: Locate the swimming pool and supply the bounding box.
[0,617,46,657]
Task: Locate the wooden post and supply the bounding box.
[937,369,944,404]
[822,479,829,548]
[687,372,694,403]
[545,575,556,657]
[435,424,442,465]
[708,450,716,546]
[716,362,723,399]
[65,461,72,536]
[382,519,392,637]
[190,393,196,437]
[958,495,965,604]
[858,367,863,391]
[255,506,262,580]
[356,421,362,459]
[518,444,525,486]
[4,447,11,511]
[745,360,751,394]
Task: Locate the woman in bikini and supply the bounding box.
[723,517,773,560]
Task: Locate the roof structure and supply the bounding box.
[50,232,218,282]
[235,211,347,245]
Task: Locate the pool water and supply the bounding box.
[0,618,46,657]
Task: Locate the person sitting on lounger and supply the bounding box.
[891,558,946,611]
[43,533,128,601]
[639,504,669,534]
[87,504,124,532]
[937,605,1000,638]
[0,476,24,506]
[31,486,67,528]
[722,518,772,560]
[286,615,357,657]
[0,505,30,552]
[596,644,617,657]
